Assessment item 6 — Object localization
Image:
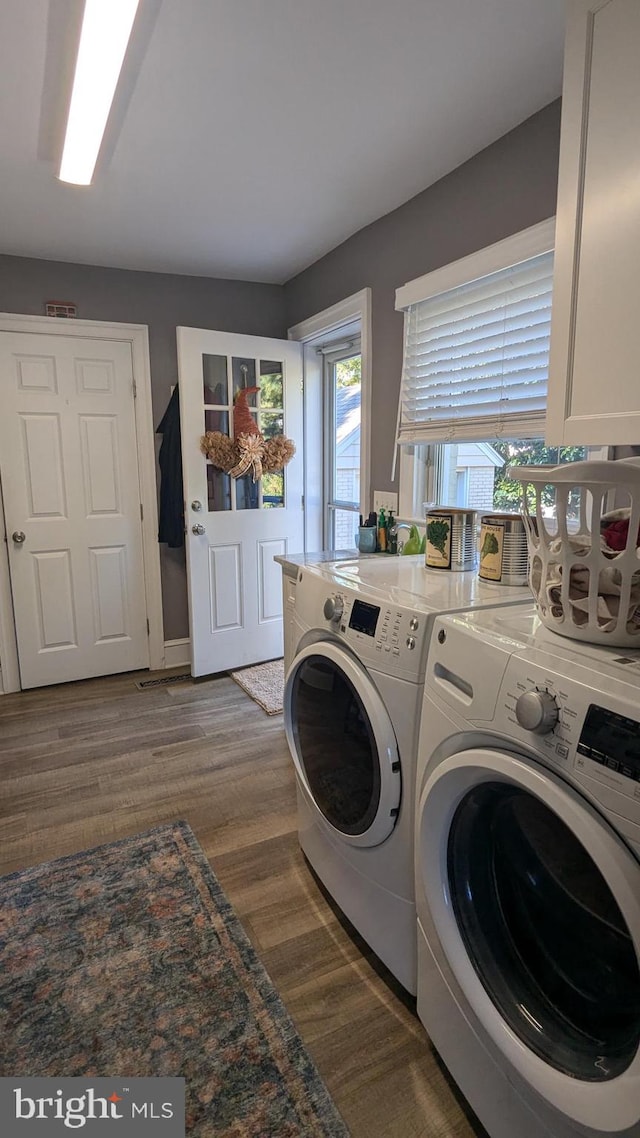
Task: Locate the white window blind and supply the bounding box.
[396,249,554,445]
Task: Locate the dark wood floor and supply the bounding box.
[0,668,484,1138]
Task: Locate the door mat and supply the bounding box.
[230,658,285,715]
[135,671,192,689]
[0,821,349,1137]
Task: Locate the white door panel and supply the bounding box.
[0,331,149,688]
[258,539,285,623]
[178,328,303,676]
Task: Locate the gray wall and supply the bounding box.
[284,100,562,498]
[0,256,286,640]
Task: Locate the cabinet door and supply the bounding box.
[546,0,640,445]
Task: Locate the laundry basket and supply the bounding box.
[506,459,640,647]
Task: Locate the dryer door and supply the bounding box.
[284,641,400,847]
[417,748,640,1133]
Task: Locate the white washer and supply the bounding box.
[284,555,531,994]
[415,603,640,1138]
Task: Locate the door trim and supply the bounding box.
[0,314,163,692]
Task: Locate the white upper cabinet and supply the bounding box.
[546,0,640,445]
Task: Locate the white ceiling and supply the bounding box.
[0,0,565,284]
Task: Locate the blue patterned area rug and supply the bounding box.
[0,821,349,1137]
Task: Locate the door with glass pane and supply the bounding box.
[177,328,303,676]
[323,341,361,550]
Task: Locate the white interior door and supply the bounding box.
[177,328,304,676]
[0,331,149,689]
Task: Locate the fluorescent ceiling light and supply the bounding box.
[59,0,140,186]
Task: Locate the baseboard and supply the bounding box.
[164,638,191,668]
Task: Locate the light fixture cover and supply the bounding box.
[59,0,141,186]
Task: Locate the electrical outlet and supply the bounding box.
[373,490,398,515]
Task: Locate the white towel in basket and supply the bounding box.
[532,532,640,633]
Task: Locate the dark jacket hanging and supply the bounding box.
[156,385,185,548]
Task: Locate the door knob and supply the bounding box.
[191,523,205,535]
[12,531,26,544]
[191,500,202,512]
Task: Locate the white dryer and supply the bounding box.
[284,555,531,995]
[415,603,640,1138]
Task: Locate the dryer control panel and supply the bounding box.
[425,608,640,851]
[578,704,640,785]
[497,657,640,849]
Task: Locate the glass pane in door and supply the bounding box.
[207,464,231,512]
[291,654,381,834]
[204,410,229,434]
[260,411,284,439]
[203,354,228,404]
[259,360,283,408]
[236,475,259,510]
[232,358,257,401]
[201,351,287,516]
[447,782,640,1080]
[262,471,284,508]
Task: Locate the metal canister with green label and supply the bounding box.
[426,507,477,571]
[479,512,528,585]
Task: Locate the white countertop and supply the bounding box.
[274,549,362,577]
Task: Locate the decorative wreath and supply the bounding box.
[200,385,296,482]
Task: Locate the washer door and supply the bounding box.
[284,641,400,847]
[418,748,640,1132]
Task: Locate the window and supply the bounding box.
[288,288,372,554]
[323,342,362,549]
[395,221,555,447]
[394,220,609,522]
[407,439,590,523]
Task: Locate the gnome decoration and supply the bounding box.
[228,386,265,481]
[200,385,295,483]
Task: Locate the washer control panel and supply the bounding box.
[348,598,379,636]
[338,594,426,679]
[296,567,430,681]
[374,606,422,661]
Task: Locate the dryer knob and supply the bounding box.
[323,594,344,622]
[515,690,559,735]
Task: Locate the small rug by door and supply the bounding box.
[230,658,284,714]
[0,821,349,1137]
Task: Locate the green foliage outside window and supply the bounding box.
[491,440,586,513]
[335,355,361,387]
